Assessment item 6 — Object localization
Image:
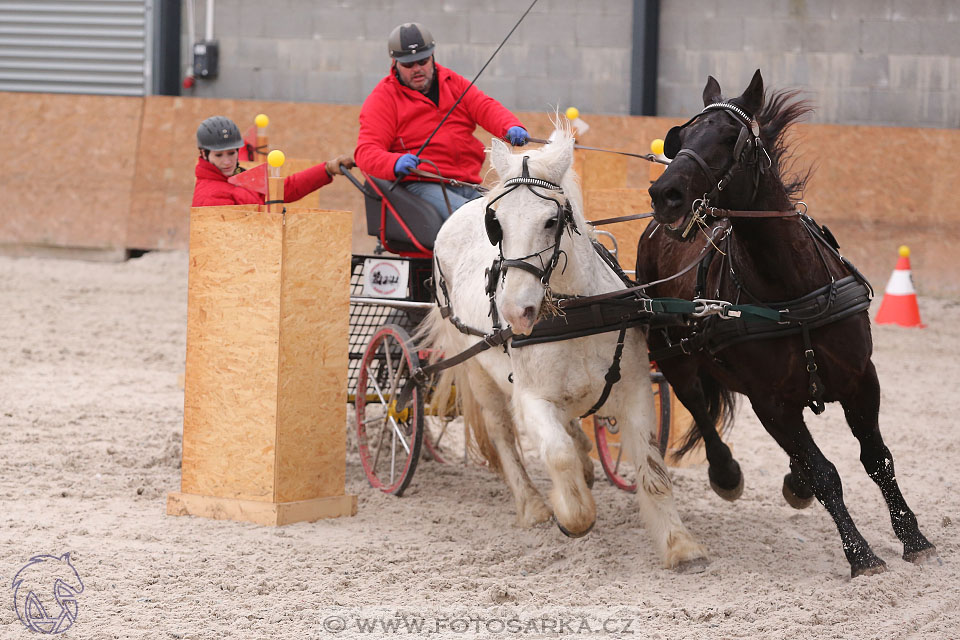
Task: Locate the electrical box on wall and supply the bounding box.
[193,40,219,78]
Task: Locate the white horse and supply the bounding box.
[419,130,708,569]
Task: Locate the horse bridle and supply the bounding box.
[663,101,772,237]
[484,156,578,289]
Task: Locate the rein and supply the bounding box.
[527,137,670,165]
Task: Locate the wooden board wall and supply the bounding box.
[0,93,143,249]
[2,91,958,295]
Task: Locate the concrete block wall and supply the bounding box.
[183,0,635,115]
[181,1,960,126]
[658,0,960,127]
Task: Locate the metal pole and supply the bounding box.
[630,0,660,116]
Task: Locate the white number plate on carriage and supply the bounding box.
[361,258,409,298]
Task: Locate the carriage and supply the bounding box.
[341,164,673,497]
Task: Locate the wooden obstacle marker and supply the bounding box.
[168,152,356,526]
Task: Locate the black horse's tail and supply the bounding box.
[672,372,737,460]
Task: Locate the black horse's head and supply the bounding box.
[649,69,769,240]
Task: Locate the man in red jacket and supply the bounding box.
[192,116,354,207]
[354,23,529,220]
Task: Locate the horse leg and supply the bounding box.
[841,361,937,564]
[751,398,886,578]
[464,364,552,527]
[516,394,596,538]
[566,419,595,489]
[664,365,743,500]
[619,389,709,571]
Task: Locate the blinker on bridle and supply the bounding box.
[484,156,577,288]
[662,101,773,237]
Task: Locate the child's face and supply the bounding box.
[209,148,239,176]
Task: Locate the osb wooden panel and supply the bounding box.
[0,92,142,248]
[127,96,364,250]
[274,209,352,503]
[181,205,283,501]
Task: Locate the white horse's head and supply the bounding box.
[485,128,589,335]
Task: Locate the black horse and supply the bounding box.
[636,70,937,577]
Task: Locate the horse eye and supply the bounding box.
[545,217,557,229]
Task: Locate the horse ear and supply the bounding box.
[740,69,764,115]
[702,75,722,106]
[489,137,512,179]
[543,134,574,184]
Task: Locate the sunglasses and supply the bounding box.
[399,57,431,69]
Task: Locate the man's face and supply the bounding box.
[396,56,434,94]
[209,148,239,176]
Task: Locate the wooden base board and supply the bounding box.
[166,492,357,526]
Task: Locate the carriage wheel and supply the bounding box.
[594,367,672,493]
[355,324,424,496]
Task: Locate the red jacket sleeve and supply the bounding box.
[192,190,239,207]
[455,75,524,139]
[355,82,407,180]
[283,163,332,202]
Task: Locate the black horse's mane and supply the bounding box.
[754,88,814,201]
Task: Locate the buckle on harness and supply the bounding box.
[804,348,818,372]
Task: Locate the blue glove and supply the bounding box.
[394,153,420,177]
[506,126,529,146]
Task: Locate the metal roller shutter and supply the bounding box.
[0,0,150,96]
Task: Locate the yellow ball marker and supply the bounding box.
[565,106,579,121]
[255,113,269,128]
[267,149,285,168]
[651,138,665,156]
[899,245,910,258]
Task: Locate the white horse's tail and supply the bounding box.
[414,307,515,475]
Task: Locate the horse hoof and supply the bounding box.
[555,517,595,539]
[903,545,940,566]
[851,560,887,578]
[710,472,744,502]
[782,473,814,509]
[675,557,710,574]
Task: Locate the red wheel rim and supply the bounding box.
[356,324,423,496]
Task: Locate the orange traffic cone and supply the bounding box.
[875,245,925,328]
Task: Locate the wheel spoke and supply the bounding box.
[363,340,412,483]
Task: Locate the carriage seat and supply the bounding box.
[363,175,445,257]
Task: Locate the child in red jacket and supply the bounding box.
[192,116,354,207]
